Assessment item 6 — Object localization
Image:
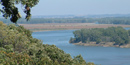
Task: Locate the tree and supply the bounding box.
[128,30,130,36]
[70,27,130,46]
[0,22,92,65]
[0,0,39,23]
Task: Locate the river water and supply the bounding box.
[32,30,130,65]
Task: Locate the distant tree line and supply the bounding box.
[1,17,130,25]
[0,18,95,24]
[97,17,130,25]
[70,27,130,45]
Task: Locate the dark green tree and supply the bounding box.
[0,0,39,23]
[0,21,95,65]
[128,30,130,36]
[70,27,130,46]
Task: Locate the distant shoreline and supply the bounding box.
[30,29,77,32]
[20,23,130,32]
[71,42,130,48]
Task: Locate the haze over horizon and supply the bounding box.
[1,0,130,16]
[28,0,130,16]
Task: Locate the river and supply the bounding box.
[32,30,130,65]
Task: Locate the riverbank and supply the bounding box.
[72,42,130,48]
[33,29,130,65]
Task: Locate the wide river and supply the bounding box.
[32,30,130,65]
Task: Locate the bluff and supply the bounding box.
[0,21,94,65]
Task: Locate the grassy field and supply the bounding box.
[20,23,130,32]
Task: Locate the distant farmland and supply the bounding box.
[20,23,130,32]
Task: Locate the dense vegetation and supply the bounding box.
[0,21,94,65]
[0,0,39,23]
[97,17,130,25]
[0,18,95,24]
[1,17,130,24]
[70,27,130,46]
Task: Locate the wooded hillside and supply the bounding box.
[0,21,94,65]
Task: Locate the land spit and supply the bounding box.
[71,42,130,48]
[20,23,130,48]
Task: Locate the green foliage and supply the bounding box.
[0,18,95,24]
[0,21,94,65]
[1,17,130,24]
[97,17,130,25]
[70,27,130,46]
[73,55,87,65]
[0,0,39,23]
[128,30,130,36]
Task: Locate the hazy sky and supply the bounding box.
[12,0,130,16]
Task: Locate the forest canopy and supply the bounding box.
[70,27,130,46]
[0,0,39,23]
[1,17,130,25]
[0,21,94,65]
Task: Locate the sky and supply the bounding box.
[1,0,130,16]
